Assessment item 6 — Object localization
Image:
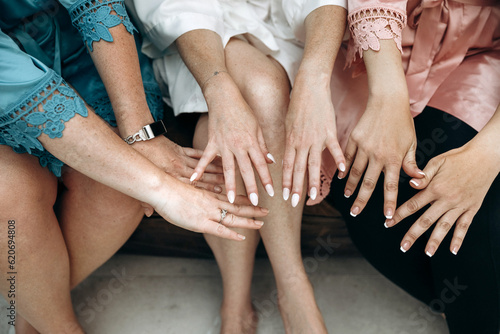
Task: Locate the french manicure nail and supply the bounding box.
[214,185,222,193]
[344,190,352,198]
[384,221,389,228]
[339,163,346,172]
[418,171,426,176]
[385,209,393,220]
[426,250,434,258]
[250,193,259,206]
[401,241,410,252]
[310,187,317,201]
[227,191,235,204]
[267,153,276,164]
[260,207,269,213]
[238,234,246,240]
[265,184,275,197]
[410,179,420,187]
[291,194,300,207]
[255,221,265,226]
[451,246,458,255]
[350,206,359,217]
[283,188,290,201]
[190,172,198,182]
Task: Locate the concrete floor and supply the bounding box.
[0,254,448,333]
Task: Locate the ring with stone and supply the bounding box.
[219,209,228,223]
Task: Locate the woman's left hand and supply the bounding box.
[386,141,499,256]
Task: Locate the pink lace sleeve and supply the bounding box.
[346,6,407,66]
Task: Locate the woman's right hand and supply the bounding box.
[190,73,274,206]
[154,177,268,241]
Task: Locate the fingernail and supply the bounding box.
[144,208,153,217]
[250,193,259,206]
[339,163,346,172]
[337,172,344,180]
[238,234,246,240]
[350,206,359,217]
[384,221,389,228]
[190,172,198,182]
[385,219,394,228]
[267,153,276,164]
[401,241,410,253]
[227,191,235,204]
[426,248,434,257]
[418,171,426,176]
[214,185,222,193]
[260,207,269,213]
[344,190,352,198]
[385,209,393,220]
[310,187,317,201]
[410,179,420,187]
[291,194,300,207]
[451,246,458,255]
[265,184,274,197]
[255,220,264,226]
[283,188,290,201]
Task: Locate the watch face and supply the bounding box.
[149,120,167,137]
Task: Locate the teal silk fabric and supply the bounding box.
[0,0,163,176]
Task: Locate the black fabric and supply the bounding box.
[329,107,500,333]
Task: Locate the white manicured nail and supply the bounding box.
[350,211,357,217]
[344,193,350,199]
[410,179,420,187]
[227,191,235,204]
[190,172,198,182]
[267,153,276,164]
[400,246,407,253]
[250,193,259,206]
[265,184,274,197]
[291,194,300,207]
[310,187,317,201]
[283,188,290,201]
[384,222,389,228]
[339,163,346,172]
[426,251,433,258]
[418,171,426,176]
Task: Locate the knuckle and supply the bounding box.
[344,152,354,163]
[362,178,376,190]
[385,181,399,192]
[457,221,470,232]
[406,231,419,242]
[216,224,225,235]
[350,167,363,178]
[283,160,294,172]
[417,217,434,229]
[437,221,452,232]
[406,199,420,214]
[294,164,306,173]
[223,164,234,173]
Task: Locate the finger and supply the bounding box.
[383,164,402,220]
[385,190,434,228]
[248,147,274,198]
[141,203,154,217]
[202,220,248,241]
[194,172,225,186]
[234,152,259,206]
[399,202,447,253]
[402,142,425,179]
[186,178,223,194]
[220,212,264,230]
[338,137,357,179]
[190,143,218,182]
[425,209,462,257]
[221,149,237,204]
[307,145,323,202]
[282,143,296,201]
[450,210,475,255]
[183,147,205,159]
[408,157,444,190]
[350,161,381,217]
[218,196,269,218]
[291,147,309,208]
[183,152,223,174]
[344,152,368,199]
[326,137,346,175]
[256,126,276,164]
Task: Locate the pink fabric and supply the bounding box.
[308,0,500,205]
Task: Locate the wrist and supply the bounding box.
[467,131,500,173]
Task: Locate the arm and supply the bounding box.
[282,4,347,206]
[175,29,274,205]
[339,0,424,219]
[388,103,500,255]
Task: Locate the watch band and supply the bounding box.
[123,120,167,145]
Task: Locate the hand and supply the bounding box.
[154,178,269,241]
[283,73,345,207]
[386,142,500,256]
[133,135,224,193]
[190,76,274,206]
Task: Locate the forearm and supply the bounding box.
[89,24,153,137]
[39,110,174,208]
[469,103,500,172]
[297,5,347,82]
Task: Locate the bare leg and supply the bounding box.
[0,146,84,334]
[225,38,327,333]
[194,115,261,334]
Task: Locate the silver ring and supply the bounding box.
[219,209,228,224]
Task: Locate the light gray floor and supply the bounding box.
[0,254,448,334]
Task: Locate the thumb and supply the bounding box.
[402,143,425,179]
[409,156,442,189]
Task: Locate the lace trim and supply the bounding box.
[346,7,407,67]
[0,72,88,176]
[69,0,137,52]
